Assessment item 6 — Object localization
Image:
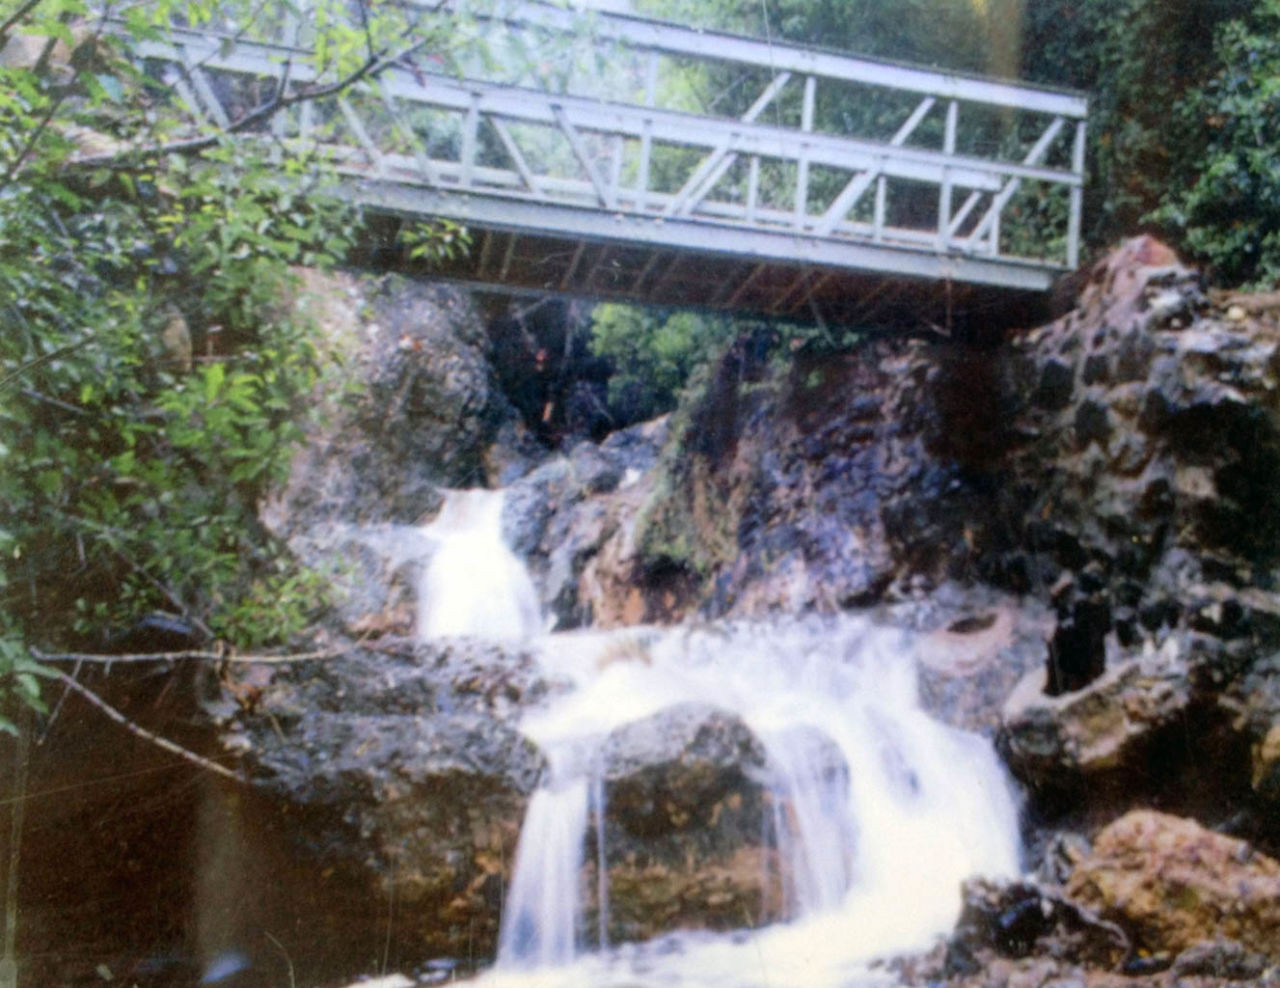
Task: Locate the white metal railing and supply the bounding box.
[108,1,1088,291]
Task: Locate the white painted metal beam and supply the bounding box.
[448,1,1089,118]
[106,6,1086,293]
[342,179,1059,291]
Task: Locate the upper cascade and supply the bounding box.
[417,488,544,640]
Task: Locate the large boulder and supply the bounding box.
[899,872,1278,987]
[263,271,544,628]
[999,634,1195,785]
[270,270,532,528]
[588,703,776,941]
[887,583,1054,735]
[1066,810,1280,961]
[208,636,553,964]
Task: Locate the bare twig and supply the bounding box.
[34,647,224,663]
[263,931,296,988]
[39,656,82,740]
[0,336,95,393]
[3,707,30,971]
[0,0,44,46]
[18,386,88,416]
[31,642,357,665]
[72,32,439,168]
[50,670,241,782]
[101,543,214,640]
[0,5,110,190]
[0,57,83,189]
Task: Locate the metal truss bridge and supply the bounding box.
[122,2,1088,330]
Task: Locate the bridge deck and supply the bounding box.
[116,1,1087,327]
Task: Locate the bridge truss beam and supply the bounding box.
[108,2,1089,324]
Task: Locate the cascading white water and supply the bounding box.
[483,618,1022,988]
[497,768,590,970]
[417,489,542,640]
[404,497,1020,985]
[764,725,858,916]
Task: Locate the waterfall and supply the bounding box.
[764,726,857,916]
[399,498,1020,985]
[417,489,542,640]
[480,619,1022,988]
[497,770,590,970]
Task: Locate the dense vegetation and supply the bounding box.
[0,0,485,731]
[639,0,1277,279]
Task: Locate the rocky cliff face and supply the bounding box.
[610,238,1280,835]
[269,239,1279,973]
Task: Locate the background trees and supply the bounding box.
[636,0,1274,277]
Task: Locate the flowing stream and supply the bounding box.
[419,490,1022,988]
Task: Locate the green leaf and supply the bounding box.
[204,361,226,402]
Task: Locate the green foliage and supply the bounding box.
[588,303,736,422]
[1020,0,1252,251]
[0,0,484,723]
[642,0,1008,71]
[1148,0,1280,288]
[0,623,55,736]
[399,218,472,265]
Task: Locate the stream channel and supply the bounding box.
[405,488,1023,988]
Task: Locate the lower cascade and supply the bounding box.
[416,490,1021,986]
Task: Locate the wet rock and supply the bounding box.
[1170,939,1270,981]
[270,272,527,529]
[1046,576,1111,696]
[1221,650,1280,806]
[949,877,1127,967]
[502,416,674,628]
[262,272,542,627]
[892,585,1054,734]
[601,702,768,826]
[1073,400,1111,448]
[1035,358,1077,410]
[1066,810,1280,960]
[594,702,775,941]
[1000,635,1193,785]
[209,636,553,962]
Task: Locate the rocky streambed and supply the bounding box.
[14,237,1280,986]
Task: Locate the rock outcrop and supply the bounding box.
[617,237,1280,826]
[1066,810,1280,962]
[992,239,1280,821]
[502,416,675,629]
[899,865,1280,987]
[272,270,536,526]
[208,636,552,965]
[263,270,545,630]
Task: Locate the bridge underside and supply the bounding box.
[355,188,1052,334]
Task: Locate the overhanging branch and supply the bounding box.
[70,9,446,170]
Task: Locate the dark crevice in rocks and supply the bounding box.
[482,297,616,448]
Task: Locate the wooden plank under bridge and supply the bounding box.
[112,1,1089,331]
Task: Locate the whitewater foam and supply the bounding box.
[486,618,1022,987]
